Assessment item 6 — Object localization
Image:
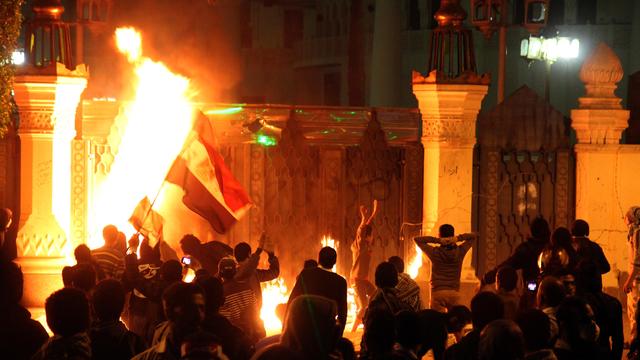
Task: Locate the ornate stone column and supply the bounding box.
[14,65,87,307]
[571,43,632,288]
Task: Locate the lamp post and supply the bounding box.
[520,27,580,101]
[470,0,550,103]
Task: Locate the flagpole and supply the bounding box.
[133,110,204,239]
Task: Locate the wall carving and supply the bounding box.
[17,223,67,258]
[71,140,89,247]
[18,112,56,133]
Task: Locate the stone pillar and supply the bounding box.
[369,0,402,107]
[571,43,633,289]
[14,65,87,307]
[413,72,488,304]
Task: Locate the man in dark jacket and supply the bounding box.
[0,260,49,360]
[483,217,551,310]
[571,219,610,274]
[90,279,146,360]
[288,246,348,334]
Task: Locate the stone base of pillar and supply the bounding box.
[16,256,67,308]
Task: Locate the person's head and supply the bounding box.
[160,260,183,283]
[194,275,224,314]
[556,297,599,348]
[218,257,237,280]
[251,344,303,360]
[61,266,74,287]
[71,263,97,293]
[416,309,448,358]
[233,242,251,262]
[478,319,525,360]
[471,291,504,331]
[530,217,551,243]
[92,279,125,322]
[180,234,201,256]
[571,219,590,237]
[496,266,517,292]
[362,308,395,356]
[536,276,566,309]
[45,287,90,337]
[102,225,119,247]
[335,338,355,360]
[625,206,640,227]
[162,282,206,335]
[318,247,337,270]
[281,295,341,359]
[575,260,602,294]
[303,259,318,269]
[551,227,573,250]
[438,224,455,238]
[0,207,12,232]
[387,256,404,273]
[0,260,23,306]
[395,310,421,351]
[180,331,225,360]
[516,309,552,352]
[374,261,398,289]
[74,244,92,264]
[446,305,472,335]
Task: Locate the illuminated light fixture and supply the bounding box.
[205,106,244,115]
[256,134,277,147]
[520,32,579,62]
[12,50,25,65]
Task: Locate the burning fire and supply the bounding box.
[407,244,423,279]
[89,27,195,247]
[260,278,289,335]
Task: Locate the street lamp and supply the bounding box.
[520,27,580,101]
[470,0,550,103]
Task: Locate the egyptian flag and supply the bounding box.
[166,112,251,234]
[129,196,165,242]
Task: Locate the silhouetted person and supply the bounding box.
[288,246,348,334]
[180,331,229,360]
[365,261,406,320]
[350,200,378,331]
[388,255,422,311]
[624,206,640,342]
[92,224,125,279]
[71,263,98,294]
[516,309,557,360]
[536,276,566,344]
[218,257,263,342]
[393,310,421,359]
[280,295,341,360]
[180,234,233,277]
[415,224,476,312]
[90,279,145,360]
[303,259,318,269]
[0,260,48,360]
[446,305,472,344]
[539,227,577,278]
[575,260,623,360]
[0,208,12,260]
[478,320,525,360]
[74,243,105,280]
[32,288,92,360]
[445,291,505,360]
[62,265,74,287]
[335,338,355,360]
[496,266,519,320]
[417,309,448,360]
[195,274,253,359]
[360,307,395,359]
[234,234,280,310]
[553,297,602,360]
[571,219,610,274]
[484,217,551,310]
[134,282,206,360]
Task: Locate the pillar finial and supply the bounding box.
[578,42,624,109]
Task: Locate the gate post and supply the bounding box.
[413,73,488,303]
[571,43,634,289]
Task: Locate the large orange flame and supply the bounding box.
[89,27,195,247]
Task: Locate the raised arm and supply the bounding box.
[414,236,438,257]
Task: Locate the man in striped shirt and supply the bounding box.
[92,225,125,280]
[218,257,263,343]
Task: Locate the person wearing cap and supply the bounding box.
[217,257,263,343]
[414,224,476,312]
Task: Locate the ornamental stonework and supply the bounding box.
[18,112,57,132]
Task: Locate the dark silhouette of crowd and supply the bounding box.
[1,206,638,360]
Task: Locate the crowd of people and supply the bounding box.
[1,204,640,359]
